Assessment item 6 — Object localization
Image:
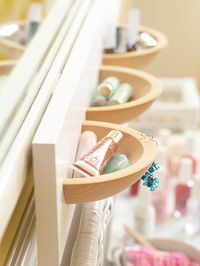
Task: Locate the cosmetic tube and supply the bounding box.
[103,22,117,53]
[91,93,108,107]
[127,8,140,50]
[73,131,97,178]
[135,32,157,50]
[134,186,155,237]
[98,77,120,98]
[24,3,42,44]
[108,83,133,105]
[103,153,130,174]
[115,26,127,53]
[72,130,123,177]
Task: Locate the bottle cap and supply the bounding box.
[107,130,123,143]
[178,158,193,181]
[158,128,171,147]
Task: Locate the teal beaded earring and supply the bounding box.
[140,162,160,191]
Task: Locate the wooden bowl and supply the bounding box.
[0,21,25,60]
[103,26,168,69]
[86,65,161,124]
[63,120,157,203]
[0,60,17,74]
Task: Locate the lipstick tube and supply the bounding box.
[72,130,123,177]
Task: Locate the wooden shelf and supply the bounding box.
[86,65,162,124]
[103,26,168,69]
[63,120,157,204]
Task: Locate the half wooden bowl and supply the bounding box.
[103,26,168,69]
[0,20,25,60]
[63,120,157,203]
[0,60,17,74]
[86,65,162,124]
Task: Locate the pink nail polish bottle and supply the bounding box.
[174,158,193,216]
[182,131,198,175]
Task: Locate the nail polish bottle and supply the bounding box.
[158,128,171,147]
[168,135,186,176]
[134,185,155,237]
[153,168,167,224]
[182,131,198,175]
[127,8,140,51]
[184,175,200,235]
[174,158,193,216]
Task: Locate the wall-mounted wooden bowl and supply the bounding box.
[86,65,161,124]
[103,26,168,69]
[63,120,157,203]
[0,21,25,60]
[0,60,17,74]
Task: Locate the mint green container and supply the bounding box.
[103,153,130,174]
[98,76,120,98]
[108,83,133,105]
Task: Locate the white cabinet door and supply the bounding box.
[32,0,109,265]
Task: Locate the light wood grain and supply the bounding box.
[0,60,17,74]
[103,26,168,69]
[63,120,157,204]
[87,65,161,123]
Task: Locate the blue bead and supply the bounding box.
[148,162,160,173]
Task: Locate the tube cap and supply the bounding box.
[107,130,123,143]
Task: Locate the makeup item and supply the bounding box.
[91,93,108,107]
[127,8,140,50]
[135,32,157,50]
[98,76,120,98]
[0,23,22,42]
[134,185,155,237]
[73,131,97,178]
[115,26,127,53]
[103,22,117,53]
[185,175,200,236]
[158,128,171,147]
[153,168,167,224]
[72,130,123,177]
[108,83,133,105]
[103,153,130,174]
[168,135,186,176]
[24,3,42,44]
[182,131,198,175]
[174,158,193,216]
[130,181,139,196]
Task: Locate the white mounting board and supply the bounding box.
[32,0,108,265]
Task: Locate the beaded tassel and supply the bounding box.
[140,162,160,191]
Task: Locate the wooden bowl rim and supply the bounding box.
[64,120,157,185]
[87,65,162,112]
[103,25,168,59]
